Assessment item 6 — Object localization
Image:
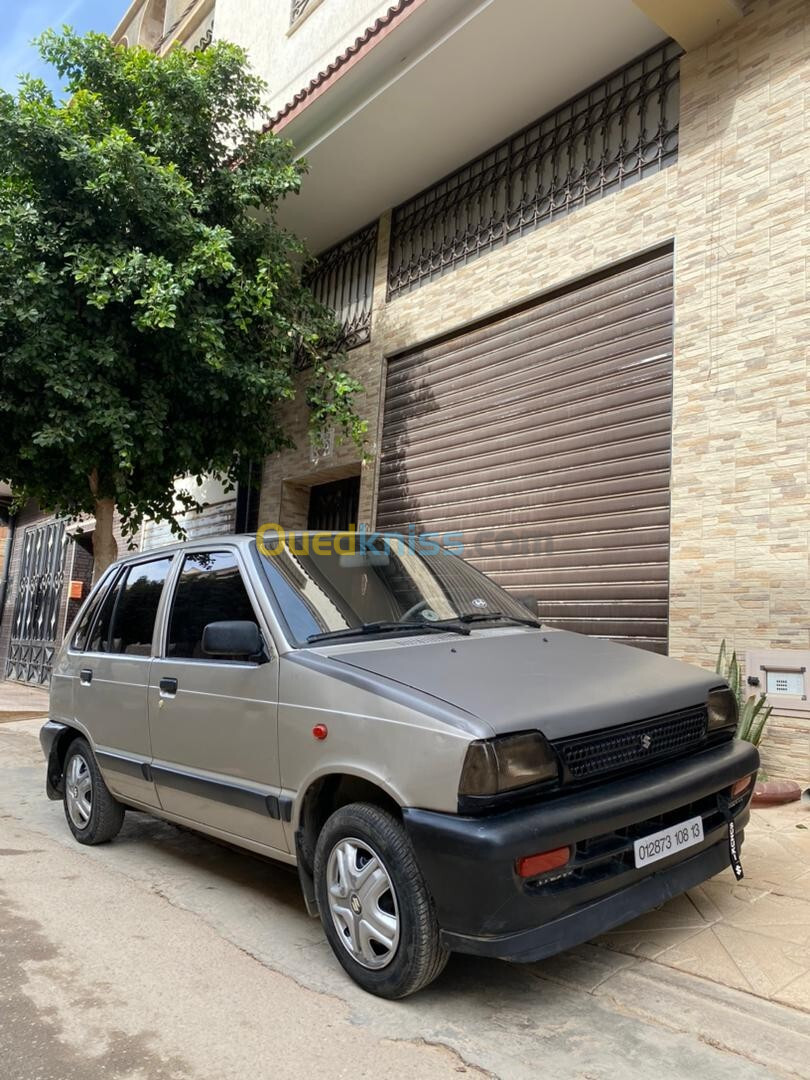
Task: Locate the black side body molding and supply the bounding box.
[149,763,282,819]
[95,749,147,781]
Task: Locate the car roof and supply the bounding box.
[110,530,358,566]
[111,532,259,564]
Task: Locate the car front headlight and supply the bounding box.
[459,731,559,797]
[707,687,738,734]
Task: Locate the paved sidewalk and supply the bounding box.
[590,800,810,1010]
[0,679,50,723]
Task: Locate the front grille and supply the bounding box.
[554,705,708,782]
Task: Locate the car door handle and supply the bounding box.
[159,677,178,697]
[79,668,93,686]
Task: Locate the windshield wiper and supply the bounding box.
[306,620,471,644]
[445,611,543,629]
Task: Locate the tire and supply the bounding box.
[63,737,125,845]
[314,802,449,998]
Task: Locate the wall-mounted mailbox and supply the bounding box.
[746,649,809,716]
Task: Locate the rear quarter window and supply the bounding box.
[71,571,118,651]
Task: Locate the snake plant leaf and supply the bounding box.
[715,639,771,745]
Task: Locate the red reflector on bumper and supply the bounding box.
[516,847,571,878]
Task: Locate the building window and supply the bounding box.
[387,40,682,299]
[305,221,378,352]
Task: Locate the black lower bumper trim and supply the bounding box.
[442,836,731,961]
[403,739,759,947]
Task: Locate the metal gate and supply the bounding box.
[377,248,674,653]
[5,521,68,684]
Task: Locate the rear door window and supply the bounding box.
[88,571,126,653]
[71,572,117,651]
[88,558,173,655]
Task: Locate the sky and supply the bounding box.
[0,0,115,96]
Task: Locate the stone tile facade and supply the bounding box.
[259,0,809,779]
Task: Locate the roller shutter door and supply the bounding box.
[377,248,673,653]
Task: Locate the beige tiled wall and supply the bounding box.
[668,0,809,778]
[261,0,809,779]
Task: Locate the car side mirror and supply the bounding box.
[201,621,265,661]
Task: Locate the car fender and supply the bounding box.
[289,761,407,832]
[39,717,95,800]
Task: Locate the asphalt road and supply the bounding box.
[1,719,807,1080]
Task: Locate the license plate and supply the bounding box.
[634,815,704,868]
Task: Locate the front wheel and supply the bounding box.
[313,802,448,998]
[63,737,125,845]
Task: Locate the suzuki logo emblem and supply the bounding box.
[640,734,652,750]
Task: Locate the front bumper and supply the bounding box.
[402,739,759,962]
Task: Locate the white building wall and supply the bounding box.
[213,0,396,114]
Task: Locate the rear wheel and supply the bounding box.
[314,802,448,998]
[63,737,125,845]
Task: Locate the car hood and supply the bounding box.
[327,629,722,740]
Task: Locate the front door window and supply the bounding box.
[166,551,258,660]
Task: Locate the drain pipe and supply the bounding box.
[0,509,17,630]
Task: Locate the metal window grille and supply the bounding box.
[388,41,682,298]
[306,220,378,352]
[290,0,314,25]
[5,521,68,685]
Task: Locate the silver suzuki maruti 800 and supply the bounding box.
[41,532,758,998]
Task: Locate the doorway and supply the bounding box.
[307,476,360,532]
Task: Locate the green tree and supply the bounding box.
[0,30,365,577]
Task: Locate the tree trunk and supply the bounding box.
[92,493,118,582]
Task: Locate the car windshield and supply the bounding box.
[255,533,539,646]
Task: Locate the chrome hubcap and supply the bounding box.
[65,753,92,830]
[326,837,400,970]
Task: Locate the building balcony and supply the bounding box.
[270,0,742,256]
